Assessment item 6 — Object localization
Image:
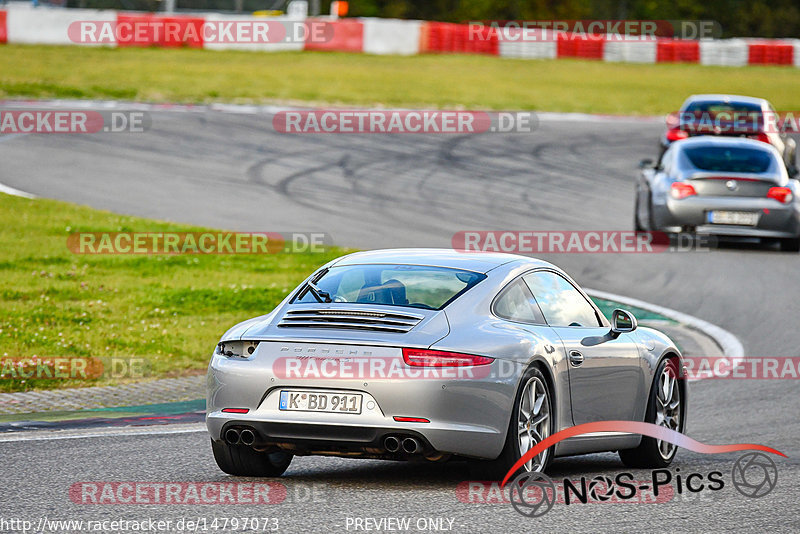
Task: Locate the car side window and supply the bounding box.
[493,279,545,324]
[523,271,602,328]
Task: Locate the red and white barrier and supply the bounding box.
[201,13,304,51]
[556,34,604,60]
[746,39,794,66]
[304,18,363,52]
[0,10,7,44]
[362,18,420,55]
[603,39,657,63]
[656,39,699,63]
[7,4,115,46]
[419,22,498,55]
[2,6,800,69]
[700,39,748,66]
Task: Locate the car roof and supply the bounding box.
[672,136,777,152]
[682,94,767,107]
[331,248,546,274]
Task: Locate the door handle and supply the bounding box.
[569,350,584,366]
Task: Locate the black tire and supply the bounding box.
[469,366,553,480]
[619,357,684,469]
[211,439,293,477]
[779,237,800,252]
[634,193,645,232]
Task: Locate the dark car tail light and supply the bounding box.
[402,348,494,367]
[670,182,697,200]
[666,128,689,142]
[749,132,771,144]
[767,187,793,204]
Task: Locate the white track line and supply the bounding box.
[0,98,663,123]
[0,182,36,199]
[0,424,207,443]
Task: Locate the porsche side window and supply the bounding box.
[493,280,545,324]
[523,271,601,328]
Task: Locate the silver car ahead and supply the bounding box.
[636,136,800,252]
[207,249,686,478]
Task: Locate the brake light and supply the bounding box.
[670,182,697,199]
[666,128,689,142]
[222,408,250,414]
[750,132,770,143]
[402,348,494,367]
[768,187,793,204]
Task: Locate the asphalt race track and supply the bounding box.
[1,106,798,533]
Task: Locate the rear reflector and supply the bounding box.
[393,416,430,423]
[670,182,697,200]
[767,187,793,204]
[402,348,494,367]
[221,408,250,414]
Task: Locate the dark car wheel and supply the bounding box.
[211,439,293,477]
[634,193,645,232]
[469,366,553,480]
[619,357,684,468]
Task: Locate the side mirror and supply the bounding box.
[639,158,654,169]
[611,308,637,336]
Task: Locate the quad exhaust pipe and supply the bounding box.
[240,429,256,446]
[384,436,400,453]
[384,435,423,454]
[225,427,257,446]
[224,428,241,445]
[402,437,422,454]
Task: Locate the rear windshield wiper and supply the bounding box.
[306,280,332,303]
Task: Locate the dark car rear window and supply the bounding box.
[683,146,773,173]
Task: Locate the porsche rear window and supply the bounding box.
[683,146,773,174]
[294,264,486,310]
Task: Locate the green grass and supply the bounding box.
[2,45,800,114]
[0,193,347,392]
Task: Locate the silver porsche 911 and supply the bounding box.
[207,249,686,479]
[637,136,800,252]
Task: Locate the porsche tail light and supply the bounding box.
[402,348,494,367]
[666,128,689,142]
[670,182,697,200]
[768,187,793,204]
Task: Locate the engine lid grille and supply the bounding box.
[277,308,425,333]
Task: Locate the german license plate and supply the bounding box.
[707,210,759,226]
[279,390,362,414]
